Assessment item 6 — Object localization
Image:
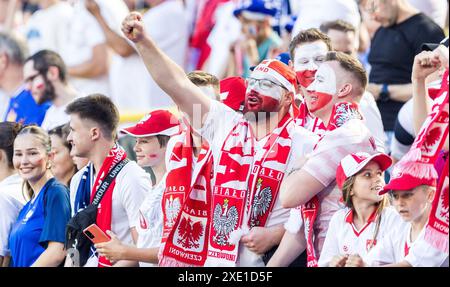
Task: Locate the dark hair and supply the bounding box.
[156,135,170,148]
[26,49,67,83]
[66,94,120,141]
[320,20,356,34]
[289,28,332,60]
[48,123,71,150]
[0,122,23,168]
[325,51,368,91]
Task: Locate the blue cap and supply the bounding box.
[233,0,279,19]
[275,52,291,65]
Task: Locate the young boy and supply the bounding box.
[345,161,449,267]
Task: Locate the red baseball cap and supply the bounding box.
[220,76,246,112]
[380,162,437,195]
[120,110,180,137]
[336,152,392,190]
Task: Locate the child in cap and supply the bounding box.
[318,152,402,267]
[95,110,180,267]
[346,161,449,267]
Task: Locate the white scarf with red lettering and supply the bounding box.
[204,113,294,266]
[159,142,213,267]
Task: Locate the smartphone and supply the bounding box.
[83,224,110,244]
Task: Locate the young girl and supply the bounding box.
[48,124,77,187]
[346,160,449,267]
[94,110,179,267]
[318,152,402,267]
[8,125,71,267]
[0,122,27,267]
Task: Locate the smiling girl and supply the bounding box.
[8,125,71,267]
[318,152,401,267]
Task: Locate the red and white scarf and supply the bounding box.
[159,142,213,267]
[161,129,193,246]
[397,70,449,179]
[295,101,326,136]
[302,102,363,267]
[418,70,449,253]
[92,145,127,267]
[205,113,294,266]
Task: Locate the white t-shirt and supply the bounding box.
[0,174,26,257]
[318,207,402,267]
[364,221,449,267]
[23,2,73,55]
[139,0,189,109]
[60,0,111,96]
[41,104,71,131]
[408,0,448,28]
[69,161,151,266]
[136,174,166,267]
[198,100,318,266]
[360,92,386,153]
[301,119,377,256]
[404,235,449,267]
[291,0,361,39]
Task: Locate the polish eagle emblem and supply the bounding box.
[423,127,442,153]
[250,178,272,227]
[165,195,181,227]
[176,217,204,249]
[213,199,239,246]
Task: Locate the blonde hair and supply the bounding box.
[15,125,52,200]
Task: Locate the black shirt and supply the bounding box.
[368,13,444,131]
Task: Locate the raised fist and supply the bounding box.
[121,12,145,43]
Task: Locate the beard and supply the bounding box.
[244,89,281,122]
[36,77,56,105]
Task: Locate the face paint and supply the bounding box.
[296,70,316,88]
[293,41,329,88]
[306,63,336,113]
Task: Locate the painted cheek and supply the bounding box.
[260,95,280,111]
[296,70,317,88]
[147,154,159,159]
[309,91,333,112]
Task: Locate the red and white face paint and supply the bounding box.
[306,63,336,113]
[293,41,329,88]
[245,68,284,113]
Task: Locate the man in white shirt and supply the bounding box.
[23,50,79,131]
[122,12,319,266]
[65,94,150,267]
[23,0,73,55]
[85,0,189,111]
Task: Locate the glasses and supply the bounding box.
[246,77,286,91]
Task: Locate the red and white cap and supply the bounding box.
[379,161,437,195]
[336,152,392,190]
[251,59,298,94]
[220,76,246,112]
[120,110,180,137]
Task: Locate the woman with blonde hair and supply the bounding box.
[318,152,402,267]
[8,125,71,267]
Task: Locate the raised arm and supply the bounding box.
[121,12,211,123]
[280,169,326,208]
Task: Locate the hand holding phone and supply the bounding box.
[83,224,111,244]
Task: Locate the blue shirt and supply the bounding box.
[3,88,51,126]
[8,178,71,267]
